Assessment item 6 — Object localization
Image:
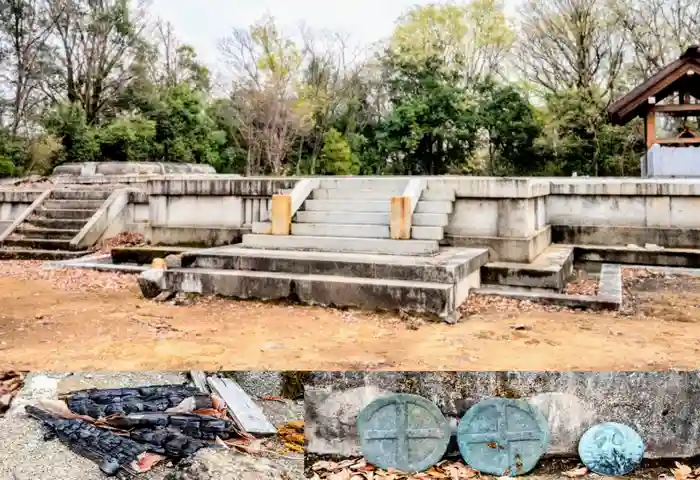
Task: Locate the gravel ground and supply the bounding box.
[0,371,303,480]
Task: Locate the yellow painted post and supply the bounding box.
[390,196,411,240]
[270,194,292,235]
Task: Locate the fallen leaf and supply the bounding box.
[563,466,589,477]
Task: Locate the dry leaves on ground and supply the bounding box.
[310,459,479,480]
[0,260,136,292]
[0,371,25,413]
[278,420,305,453]
[662,462,700,480]
[463,294,577,316]
[93,232,147,253]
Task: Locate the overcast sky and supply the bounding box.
[150,0,520,67]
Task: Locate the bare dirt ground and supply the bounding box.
[2,261,700,371]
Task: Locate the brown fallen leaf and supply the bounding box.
[563,466,589,477]
[673,462,693,480]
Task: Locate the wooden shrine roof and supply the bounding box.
[609,46,700,125]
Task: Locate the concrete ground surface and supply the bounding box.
[0,371,303,480]
[2,261,700,370]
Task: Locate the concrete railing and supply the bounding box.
[0,188,52,245]
[242,197,273,226]
[270,178,319,235]
[390,178,426,239]
[70,189,130,249]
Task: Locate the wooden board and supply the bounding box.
[207,376,277,436]
[189,371,209,393]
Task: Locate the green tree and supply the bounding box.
[373,54,479,175]
[96,116,156,162]
[474,79,541,174]
[316,128,359,175]
[42,103,99,165]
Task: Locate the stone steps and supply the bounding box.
[26,217,86,230]
[241,234,440,256]
[0,248,88,260]
[34,208,97,220]
[289,223,444,240]
[310,187,454,201]
[15,226,81,240]
[4,237,75,251]
[302,200,453,214]
[52,190,112,201]
[43,199,105,210]
[295,211,449,227]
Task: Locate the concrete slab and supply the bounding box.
[311,188,401,200]
[183,247,489,283]
[481,245,574,291]
[159,268,457,318]
[241,234,440,256]
[574,244,700,268]
[473,262,622,311]
[448,225,551,263]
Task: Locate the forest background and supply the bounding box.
[0,0,697,178]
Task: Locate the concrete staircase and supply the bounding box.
[0,189,111,260]
[245,178,456,256]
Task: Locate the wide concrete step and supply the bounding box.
[318,178,409,190]
[303,200,453,214]
[44,199,105,210]
[26,217,86,230]
[15,226,80,240]
[241,234,439,255]
[159,268,454,317]
[35,208,96,220]
[481,245,575,291]
[311,188,402,200]
[0,248,88,260]
[183,247,488,283]
[52,190,111,201]
[420,189,456,201]
[295,211,449,227]
[291,223,444,240]
[3,237,74,250]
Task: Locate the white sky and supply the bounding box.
[150,0,520,67]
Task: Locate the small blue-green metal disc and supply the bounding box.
[578,422,644,476]
[457,398,549,477]
[356,393,450,473]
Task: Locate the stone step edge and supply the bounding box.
[151,267,460,321]
[241,233,440,256]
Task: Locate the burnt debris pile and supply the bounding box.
[25,382,259,477]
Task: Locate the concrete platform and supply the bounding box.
[481,245,574,291]
[474,264,622,311]
[143,247,489,321]
[241,234,440,256]
[183,246,488,283]
[574,244,700,269]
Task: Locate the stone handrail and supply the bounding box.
[70,188,130,249]
[0,188,52,244]
[270,178,320,235]
[390,178,426,240]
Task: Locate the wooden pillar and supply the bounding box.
[645,110,656,149]
[270,194,292,235]
[390,196,411,240]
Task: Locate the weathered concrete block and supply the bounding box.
[305,372,700,459]
[137,269,167,299]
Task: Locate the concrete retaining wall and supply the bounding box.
[305,371,700,459]
[5,176,700,250]
[53,161,217,176]
[0,190,42,236]
[548,178,700,247]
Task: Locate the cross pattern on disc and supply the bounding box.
[360,395,448,470]
[460,401,545,475]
